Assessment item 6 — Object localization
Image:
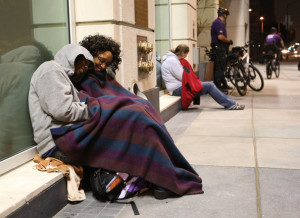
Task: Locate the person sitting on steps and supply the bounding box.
[161,44,245,110]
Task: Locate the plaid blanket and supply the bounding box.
[51,71,203,195]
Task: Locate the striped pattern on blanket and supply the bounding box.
[51,71,203,195]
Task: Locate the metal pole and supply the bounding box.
[68,0,76,43]
[286,4,289,43]
[168,0,172,49]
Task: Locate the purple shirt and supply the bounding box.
[211,18,227,44]
[265,33,282,45]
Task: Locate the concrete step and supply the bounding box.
[0,161,67,218]
[159,94,182,123]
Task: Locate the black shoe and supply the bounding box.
[153,187,173,200]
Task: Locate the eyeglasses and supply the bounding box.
[97,55,112,67]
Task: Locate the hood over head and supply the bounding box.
[54,44,94,77]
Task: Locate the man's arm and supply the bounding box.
[35,70,89,123]
[276,34,284,48]
[217,34,232,44]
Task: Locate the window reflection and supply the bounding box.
[0,0,69,161]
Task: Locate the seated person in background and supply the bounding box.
[28,44,94,165]
[156,52,166,90]
[161,44,245,110]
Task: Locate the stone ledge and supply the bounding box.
[159,94,182,123]
[0,161,65,217]
[159,94,181,112]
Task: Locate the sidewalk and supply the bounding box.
[54,62,300,218]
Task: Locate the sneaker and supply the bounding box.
[226,104,245,110]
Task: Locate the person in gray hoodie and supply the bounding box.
[28,44,94,163]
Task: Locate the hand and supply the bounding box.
[229,40,233,45]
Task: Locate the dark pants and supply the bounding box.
[51,148,78,166]
[264,44,280,62]
[212,45,227,87]
[51,148,94,189]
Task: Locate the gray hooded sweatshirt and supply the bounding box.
[28,44,94,155]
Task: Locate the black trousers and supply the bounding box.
[211,45,227,87]
[51,148,78,165]
[50,148,95,189]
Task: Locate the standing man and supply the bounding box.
[211,7,233,91]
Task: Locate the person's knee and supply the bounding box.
[205,82,215,90]
[211,82,219,90]
[206,81,214,86]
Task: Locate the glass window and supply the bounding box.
[0,0,69,161]
[155,0,170,89]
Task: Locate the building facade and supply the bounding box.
[0,0,249,174]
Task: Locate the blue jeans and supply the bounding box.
[172,81,236,108]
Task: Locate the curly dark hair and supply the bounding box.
[79,34,122,72]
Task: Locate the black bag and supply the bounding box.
[90,168,141,215]
[90,168,125,202]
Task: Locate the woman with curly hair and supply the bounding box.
[80,34,122,74]
[52,34,204,200]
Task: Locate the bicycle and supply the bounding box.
[225,41,264,96]
[203,43,264,96]
[263,47,280,79]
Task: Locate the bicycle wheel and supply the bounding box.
[234,66,247,96]
[225,66,236,86]
[248,65,264,91]
[275,62,280,78]
[266,62,272,79]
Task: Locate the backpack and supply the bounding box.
[90,168,149,215]
[90,169,149,201]
[89,168,123,201]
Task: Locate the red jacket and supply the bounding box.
[180,58,203,110]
